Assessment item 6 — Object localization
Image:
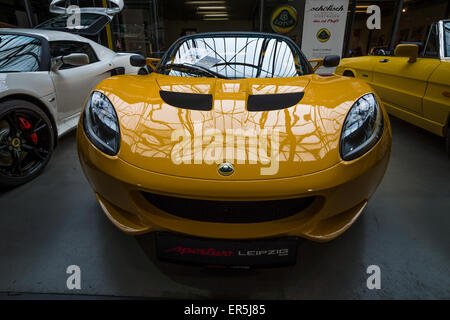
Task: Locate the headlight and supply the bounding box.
[83,91,120,156]
[340,93,383,161]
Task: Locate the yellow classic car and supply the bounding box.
[336,20,450,156]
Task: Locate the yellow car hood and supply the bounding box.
[95,73,371,180]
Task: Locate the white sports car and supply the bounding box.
[0,28,147,186]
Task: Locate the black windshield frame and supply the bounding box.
[156,32,313,79]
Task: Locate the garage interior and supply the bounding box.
[0,0,449,299]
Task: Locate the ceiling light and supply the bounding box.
[197,11,229,15]
[197,6,227,9]
[186,1,226,4]
[203,17,229,21]
[203,13,229,17]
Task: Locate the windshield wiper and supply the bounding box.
[159,63,227,79]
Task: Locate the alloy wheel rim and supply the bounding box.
[0,108,52,178]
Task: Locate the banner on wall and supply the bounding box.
[301,0,349,73]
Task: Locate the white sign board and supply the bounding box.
[301,0,349,74]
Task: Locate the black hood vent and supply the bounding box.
[247,92,304,111]
[159,90,303,112]
[160,90,213,111]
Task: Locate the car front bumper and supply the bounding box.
[77,124,391,242]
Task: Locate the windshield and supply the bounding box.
[445,21,450,57]
[0,34,41,73]
[157,34,311,79]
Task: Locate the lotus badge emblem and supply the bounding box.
[218,162,234,176]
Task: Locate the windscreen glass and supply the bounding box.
[158,35,309,79]
[0,34,41,73]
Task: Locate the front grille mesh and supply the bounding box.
[142,192,315,223]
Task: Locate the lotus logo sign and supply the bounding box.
[270,5,298,34]
[317,28,331,42]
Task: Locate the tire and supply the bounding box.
[0,99,54,187]
[138,67,149,75]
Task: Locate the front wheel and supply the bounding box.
[0,100,54,187]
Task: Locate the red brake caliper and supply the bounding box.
[18,117,38,145]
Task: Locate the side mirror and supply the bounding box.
[323,55,340,68]
[51,53,89,71]
[394,44,418,63]
[130,54,146,67]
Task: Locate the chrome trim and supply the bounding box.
[438,20,445,59]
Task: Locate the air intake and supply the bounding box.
[142,192,316,223]
[247,92,304,111]
[159,90,213,111]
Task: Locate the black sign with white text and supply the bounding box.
[156,232,299,268]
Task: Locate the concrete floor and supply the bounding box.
[0,116,449,299]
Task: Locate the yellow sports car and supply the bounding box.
[77,32,391,267]
[336,20,450,156]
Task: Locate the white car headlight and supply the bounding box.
[340,93,383,160]
[83,91,120,155]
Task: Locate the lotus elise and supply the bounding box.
[77,32,392,267]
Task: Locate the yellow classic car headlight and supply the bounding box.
[83,91,120,156]
[340,93,383,161]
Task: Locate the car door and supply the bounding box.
[49,40,113,121]
[370,24,441,115]
[422,21,450,136]
[0,32,55,97]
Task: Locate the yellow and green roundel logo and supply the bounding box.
[271,5,297,34]
[316,28,331,42]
